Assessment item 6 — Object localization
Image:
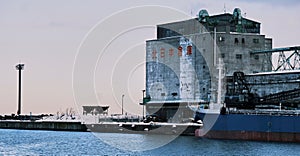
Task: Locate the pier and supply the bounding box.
[0,120,86,132]
[0,114,202,135]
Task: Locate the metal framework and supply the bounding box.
[251,46,300,71]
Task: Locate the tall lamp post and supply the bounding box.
[121,94,125,115]
[142,90,145,119]
[16,63,25,115]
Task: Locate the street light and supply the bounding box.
[16,63,25,115]
[122,94,125,115]
[142,90,145,119]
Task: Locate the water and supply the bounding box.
[0,129,299,155]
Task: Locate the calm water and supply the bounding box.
[0,129,299,155]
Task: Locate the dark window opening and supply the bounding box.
[203,65,206,69]
[253,38,259,43]
[254,55,259,60]
[242,38,245,44]
[161,93,165,96]
[236,54,242,59]
[203,88,206,91]
[227,78,233,83]
[235,38,239,44]
[171,93,178,96]
[221,53,225,58]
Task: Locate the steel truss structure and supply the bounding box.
[251,46,300,71]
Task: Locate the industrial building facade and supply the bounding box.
[144,8,300,122]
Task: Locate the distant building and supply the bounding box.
[82,106,109,115]
[144,8,273,122]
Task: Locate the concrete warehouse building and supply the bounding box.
[143,8,300,122]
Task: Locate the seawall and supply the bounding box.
[0,120,87,132]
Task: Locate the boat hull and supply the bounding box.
[196,129,300,142]
[195,111,300,142]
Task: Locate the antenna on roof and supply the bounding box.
[224,3,226,13]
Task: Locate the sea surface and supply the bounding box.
[0,129,299,155]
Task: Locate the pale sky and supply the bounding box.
[0,0,300,115]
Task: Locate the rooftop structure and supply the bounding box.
[82,106,109,115]
[157,8,260,39]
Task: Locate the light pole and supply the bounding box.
[16,63,25,115]
[122,94,125,115]
[142,90,145,119]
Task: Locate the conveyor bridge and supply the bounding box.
[251,46,300,71]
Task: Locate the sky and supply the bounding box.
[0,0,300,115]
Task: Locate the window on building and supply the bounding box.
[236,54,242,59]
[254,55,259,60]
[253,38,259,43]
[203,65,206,69]
[161,93,165,96]
[219,36,225,42]
[221,53,225,58]
[227,78,233,83]
[242,38,245,44]
[203,88,206,91]
[235,38,239,44]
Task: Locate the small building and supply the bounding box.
[82,106,109,115]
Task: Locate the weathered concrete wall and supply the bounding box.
[146,32,271,103]
[146,35,211,102]
[216,33,270,75]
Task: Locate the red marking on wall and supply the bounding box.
[169,48,174,56]
[160,48,165,58]
[152,49,157,59]
[178,46,182,57]
[187,45,192,55]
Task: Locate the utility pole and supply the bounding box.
[142,90,145,119]
[16,63,25,115]
[121,94,125,115]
